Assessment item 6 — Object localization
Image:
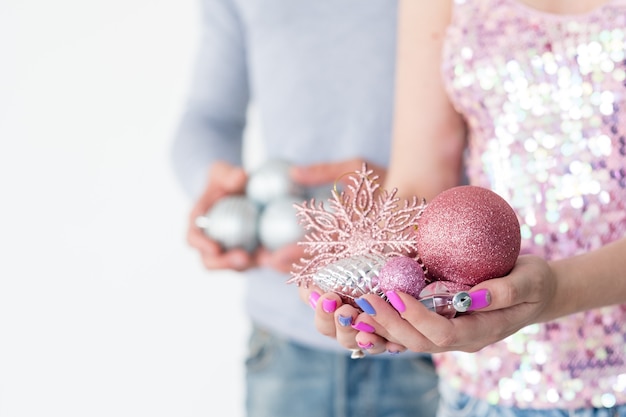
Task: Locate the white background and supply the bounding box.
[0,1,249,416]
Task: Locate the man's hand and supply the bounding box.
[257,158,387,273]
[187,161,255,271]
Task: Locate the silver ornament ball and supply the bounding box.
[195,195,259,252]
[246,159,304,206]
[258,196,305,251]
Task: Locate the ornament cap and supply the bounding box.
[452,291,472,312]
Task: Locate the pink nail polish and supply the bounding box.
[357,341,374,349]
[322,299,337,313]
[468,289,491,311]
[309,291,321,309]
[385,290,406,313]
[351,321,375,333]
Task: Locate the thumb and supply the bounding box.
[291,159,370,187]
[209,161,248,194]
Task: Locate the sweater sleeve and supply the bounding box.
[170,0,250,200]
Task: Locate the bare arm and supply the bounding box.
[385,0,466,201]
[346,236,626,354]
[307,0,626,355]
[545,238,626,322]
[306,0,466,351]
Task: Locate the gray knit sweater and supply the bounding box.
[171,0,398,351]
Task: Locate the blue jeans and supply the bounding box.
[438,381,626,417]
[245,324,440,417]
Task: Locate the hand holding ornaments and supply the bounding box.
[195,159,307,253]
[288,164,521,318]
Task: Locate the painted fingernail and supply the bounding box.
[309,291,321,309]
[338,314,353,327]
[322,299,337,313]
[351,321,375,333]
[357,341,374,349]
[355,297,376,315]
[385,290,406,313]
[387,350,400,356]
[467,289,491,311]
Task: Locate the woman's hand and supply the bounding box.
[351,255,557,353]
[298,283,408,356]
[307,255,559,354]
[257,158,387,273]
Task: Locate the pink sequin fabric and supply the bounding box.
[438,0,626,409]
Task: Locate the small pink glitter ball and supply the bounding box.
[378,256,426,299]
[415,185,521,286]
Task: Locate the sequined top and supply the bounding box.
[437,0,626,409]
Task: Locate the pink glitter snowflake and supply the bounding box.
[288,164,427,287]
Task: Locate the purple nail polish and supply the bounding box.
[468,289,491,311]
[355,297,376,315]
[351,321,375,333]
[387,350,400,356]
[357,341,374,349]
[309,291,320,309]
[385,290,406,313]
[338,315,353,327]
[322,299,337,313]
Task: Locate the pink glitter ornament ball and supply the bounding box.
[378,256,426,299]
[416,185,521,286]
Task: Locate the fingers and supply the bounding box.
[187,221,218,254]
[188,221,255,271]
[354,294,443,351]
[307,291,403,355]
[299,285,411,356]
[191,164,245,217]
[301,254,558,356]
[304,287,517,355]
[207,161,248,195]
[334,300,408,355]
[300,286,342,337]
[256,243,306,273]
[364,289,540,353]
[190,162,248,226]
[374,292,462,351]
[349,311,400,355]
[186,162,253,271]
[464,255,555,312]
[200,248,254,271]
[313,294,391,355]
[298,287,384,353]
[290,158,387,187]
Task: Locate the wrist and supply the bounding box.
[545,258,579,321]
